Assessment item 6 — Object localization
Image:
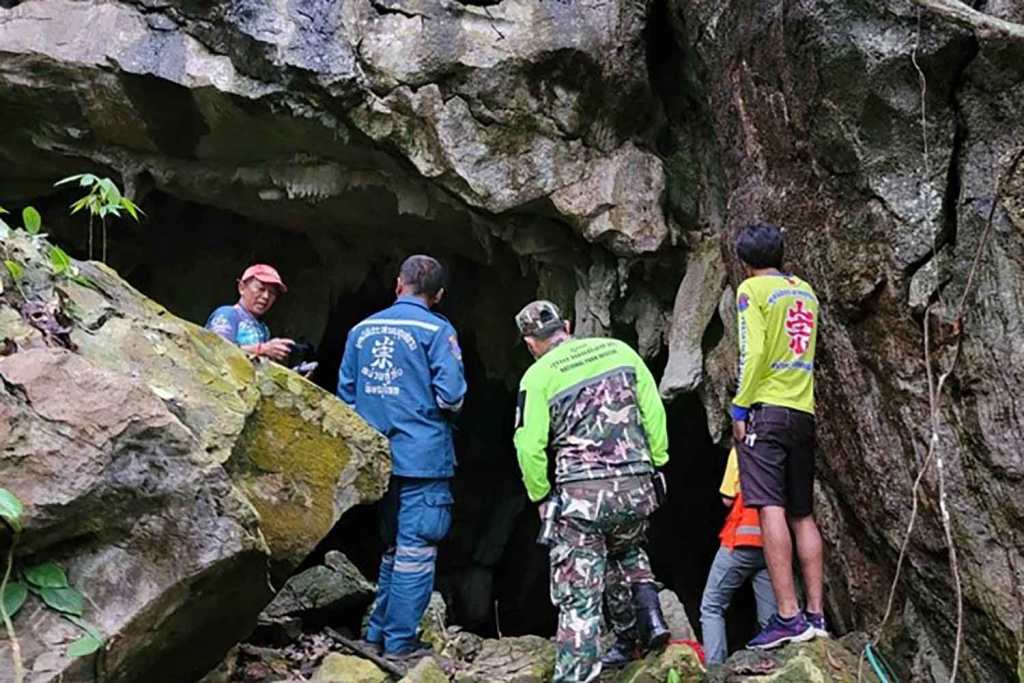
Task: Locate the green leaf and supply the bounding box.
[69,197,90,215]
[667,669,681,683]
[67,632,103,658]
[0,488,23,533]
[39,586,83,615]
[98,178,122,204]
[4,259,24,282]
[63,614,103,641]
[1,581,28,619]
[54,174,86,187]
[49,246,72,275]
[24,561,69,589]
[120,198,142,221]
[0,205,8,213]
[71,273,97,290]
[22,206,42,235]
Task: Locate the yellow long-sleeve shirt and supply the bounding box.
[732,274,819,420]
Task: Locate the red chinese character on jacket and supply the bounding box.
[785,301,815,355]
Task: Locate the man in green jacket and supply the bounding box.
[512,300,671,683]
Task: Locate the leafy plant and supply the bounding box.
[0,487,25,683]
[56,174,143,263]
[0,204,30,300]
[0,488,22,533]
[0,201,94,298]
[0,488,104,677]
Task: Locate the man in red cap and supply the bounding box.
[205,263,294,361]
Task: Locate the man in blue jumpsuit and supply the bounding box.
[337,255,467,661]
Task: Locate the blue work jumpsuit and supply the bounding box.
[337,295,467,654]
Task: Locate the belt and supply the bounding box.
[750,403,814,417]
[560,474,649,493]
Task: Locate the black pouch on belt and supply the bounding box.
[652,471,668,506]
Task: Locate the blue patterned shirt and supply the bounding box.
[205,304,270,347]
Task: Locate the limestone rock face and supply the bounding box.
[0,0,665,257]
[672,1,1024,679]
[659,240,727,400]
[0,230,390,683]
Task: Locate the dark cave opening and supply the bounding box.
[29,187,760,654]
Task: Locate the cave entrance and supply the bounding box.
[31,188,755,651]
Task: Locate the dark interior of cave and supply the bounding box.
[28,187,762,654]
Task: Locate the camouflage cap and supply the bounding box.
[515,300,563,338]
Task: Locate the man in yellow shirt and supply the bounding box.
[731,223,827,649]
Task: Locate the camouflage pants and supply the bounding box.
[549,477,657,683]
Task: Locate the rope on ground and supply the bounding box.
[860,7,1024,680]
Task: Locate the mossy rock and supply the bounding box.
[314,653,389,683]
[722,638,880,683]
[230,361,390,574]
[615,644,704,682]
[399,657,450,683]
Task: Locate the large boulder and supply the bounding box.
[0,229,390,683]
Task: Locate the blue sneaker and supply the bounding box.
[804,611,829,638]
[747,613,815,650]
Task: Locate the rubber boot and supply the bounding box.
[601,635,636,668]
[633,582,671,651]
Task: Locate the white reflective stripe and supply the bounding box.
[394,561,434,574]
[736,526,762,536]
[353,318,440,332]
[396,546,437,558]
[437,396,464,412]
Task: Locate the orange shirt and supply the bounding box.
[719,449,762,549]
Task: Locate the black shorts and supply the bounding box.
[738,405,816,517]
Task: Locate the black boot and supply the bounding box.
[601,635,636,667]
[633,582,671,651]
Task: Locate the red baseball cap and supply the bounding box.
[240,264,287,293]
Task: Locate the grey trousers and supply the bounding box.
[699,545,777,665]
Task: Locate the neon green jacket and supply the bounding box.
[513,337,669,502]
[732,274,819,420]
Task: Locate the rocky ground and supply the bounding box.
[200,550,878,683]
